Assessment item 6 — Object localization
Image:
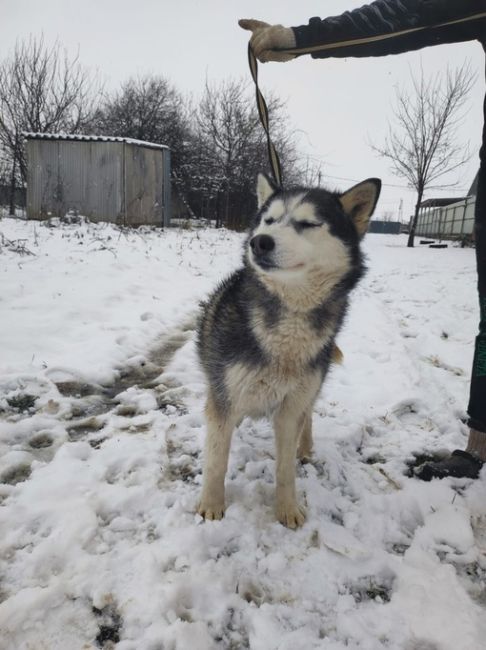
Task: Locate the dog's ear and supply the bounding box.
[256,173,277,209]
[339,178,381,237]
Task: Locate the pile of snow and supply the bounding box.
[0,217,485,650]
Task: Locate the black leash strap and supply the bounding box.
[248,43,283,189]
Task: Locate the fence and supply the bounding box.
[0,184,26,208]
[369,220,401,234]
[415,196,475,241]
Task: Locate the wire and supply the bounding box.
[299,152,471,192]
[321,172,469,193]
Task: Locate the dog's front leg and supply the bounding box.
[273,401,310,529]
[274,374,321,528]
[297,410,313,462]
[198,395,235,521]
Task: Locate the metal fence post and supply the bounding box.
[461,197,468,238]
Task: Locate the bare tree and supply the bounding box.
[94,75,195,220]
[0,35,100,215]
[94,75,190,170]
[194,78,299,228]
[372,62,475,247]
[300,156,324,187]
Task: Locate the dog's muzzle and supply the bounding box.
[250,234,276,269]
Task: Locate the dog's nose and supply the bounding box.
[250,234,275,256]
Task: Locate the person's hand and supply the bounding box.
[238,19,296,63]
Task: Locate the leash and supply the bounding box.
[248,43,284,189]
[248,9,486,190]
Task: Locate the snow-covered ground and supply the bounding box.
[0,217,485,650]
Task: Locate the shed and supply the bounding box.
[24,133,171,226]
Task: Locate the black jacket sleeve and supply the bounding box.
[291,0,486,58]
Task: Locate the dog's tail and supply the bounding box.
[332,344,343,365]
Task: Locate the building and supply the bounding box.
[24,133,171,226]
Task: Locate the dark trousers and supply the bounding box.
[467,57,486,433]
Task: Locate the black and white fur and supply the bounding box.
[197,173,381,527]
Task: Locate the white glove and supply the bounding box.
[239,19,296,63]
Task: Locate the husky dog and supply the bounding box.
[197,174,381,528]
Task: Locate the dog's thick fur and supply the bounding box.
[197,174,381,527]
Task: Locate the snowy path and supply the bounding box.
[0,219,485,650]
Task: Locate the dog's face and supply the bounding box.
[247,174,381,283]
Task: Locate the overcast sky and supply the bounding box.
[2,0,484,220]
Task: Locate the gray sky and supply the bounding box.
[2,0,484,220]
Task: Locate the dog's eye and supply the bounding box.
[264,218,275,225]
[298,221,319,229]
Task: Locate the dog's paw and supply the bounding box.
[197,500,225,521]
[297,445,312,463]
[276,501,306,529]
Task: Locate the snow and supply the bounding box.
[23,132,169,150]
[0,217,485,650]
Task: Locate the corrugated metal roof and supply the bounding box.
[420,197,468,208]
[23,132,168,150]
[468,171,479,197]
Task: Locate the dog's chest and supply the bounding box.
[223,306,334,419]
[251,306,332,372]
[225,362,297,418]
[224,309,332,418]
